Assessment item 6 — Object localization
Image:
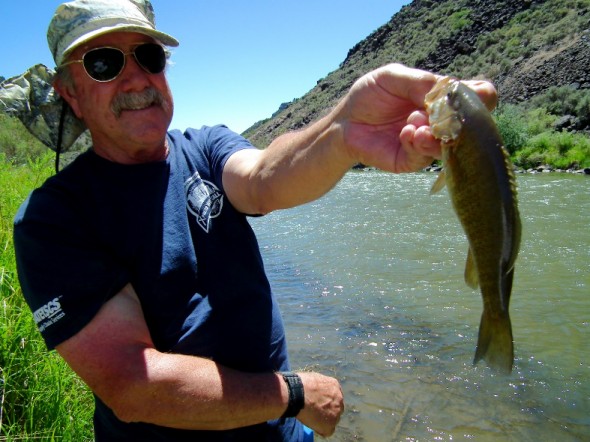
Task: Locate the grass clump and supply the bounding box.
[0,153,94,440]
[0,113,47,166]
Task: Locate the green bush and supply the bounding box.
[492,96,590,170]
[449,9,473,31]
[525,107,558,136]
[513,131,590,169]
[529,86,590,126]
[494,104,529,155]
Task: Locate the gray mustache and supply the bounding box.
[111,88,169,117]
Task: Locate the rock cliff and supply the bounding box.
[244,0,590,147]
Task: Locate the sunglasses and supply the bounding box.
[60,43,168,82]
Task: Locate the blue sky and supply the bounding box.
[2,1,411,134]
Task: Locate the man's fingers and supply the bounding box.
[407,110,429,127]
[464,80,498,111]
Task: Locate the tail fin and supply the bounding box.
[473,310,514,374]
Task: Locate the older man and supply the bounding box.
[13,0,495,441]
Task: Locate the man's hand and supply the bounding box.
[338,63,498,173]
[296,372,344,438]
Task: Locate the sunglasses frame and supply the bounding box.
[60,42,168,83]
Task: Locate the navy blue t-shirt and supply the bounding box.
[14,126,306,441]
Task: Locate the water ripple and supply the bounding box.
[251,171,589,441]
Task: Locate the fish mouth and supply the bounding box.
[425,77,457,110]
[425,77,462,142]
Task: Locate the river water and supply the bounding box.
[250,171,589,442]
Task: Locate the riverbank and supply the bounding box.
[423,164,590,175]
[353,163,590,175]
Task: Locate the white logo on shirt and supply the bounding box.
[33,297,65,332]
[185,172,224,233]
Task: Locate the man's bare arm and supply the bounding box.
[223,64,497,216]
[56,284,343,435]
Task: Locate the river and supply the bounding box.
[249,171,589,442]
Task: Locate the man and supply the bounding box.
[13,0,496,440]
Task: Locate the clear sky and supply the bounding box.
[2,1,411,134]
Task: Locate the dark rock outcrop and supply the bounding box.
[244,0,590,147]
[418,0,544,73]
[496,34,590,104]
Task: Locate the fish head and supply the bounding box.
[425,77,463,144]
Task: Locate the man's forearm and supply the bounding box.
[106,350,343,437]
[263,115,352,207]
[229,103,356,215]
[110,350,289,430]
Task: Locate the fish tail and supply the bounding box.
[473,310,514,374]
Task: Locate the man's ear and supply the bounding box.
[53,75,83,119]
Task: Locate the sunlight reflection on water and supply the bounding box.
[251,171,589,441]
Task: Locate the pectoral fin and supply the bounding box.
[464,248,479,289]
[430,170,446,194]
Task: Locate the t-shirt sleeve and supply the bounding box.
[13,189,129,350]
[184,125,257,192]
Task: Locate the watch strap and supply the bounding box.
[280,371,305,418]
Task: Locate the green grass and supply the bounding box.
[0,154,94,441]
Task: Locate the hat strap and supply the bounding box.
[55,101,67,172]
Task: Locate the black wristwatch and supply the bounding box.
[280,371,305,418]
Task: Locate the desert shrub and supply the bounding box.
[494,104,529,154]
[0,113,47,165]
[529,86,590,118]
[525,107,558,136]
[449,9,473,31]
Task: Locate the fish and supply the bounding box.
[424,77,522,374]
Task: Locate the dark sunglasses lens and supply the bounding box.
[134,44,167,74]
[83,48,125,81]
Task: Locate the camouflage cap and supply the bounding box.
[48,0,179,67]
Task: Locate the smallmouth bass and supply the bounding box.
[425,77,522,374]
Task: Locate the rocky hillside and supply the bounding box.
[244,0,590,147]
